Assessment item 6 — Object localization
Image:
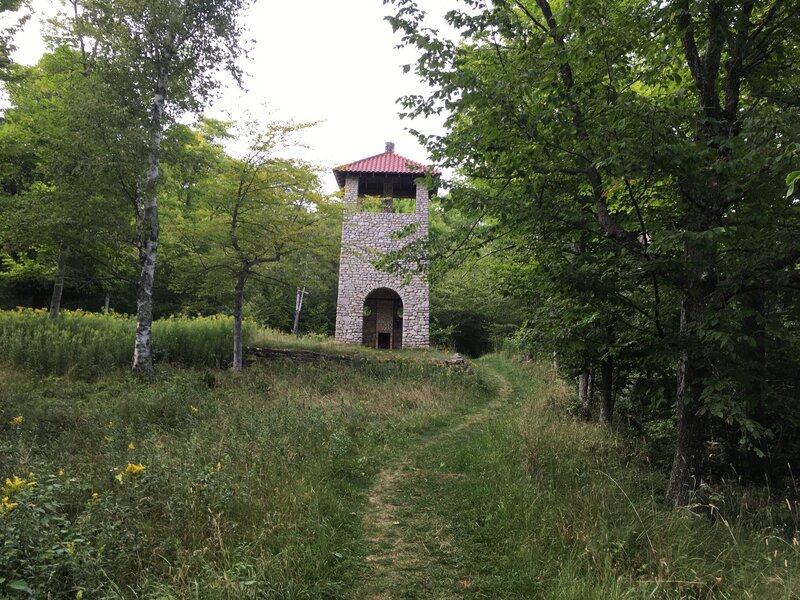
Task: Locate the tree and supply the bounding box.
[388,0,800,505]
[0,0,27,81]
[76,0,251,373]
[0,48,138,317]
[168,121,333,371]
[422,201,525,356]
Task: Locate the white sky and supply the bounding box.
[8,0,450,193]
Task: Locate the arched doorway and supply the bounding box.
[363,288,403,349]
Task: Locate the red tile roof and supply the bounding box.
[333,149,437,188]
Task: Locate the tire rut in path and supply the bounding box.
[358,373,512,599]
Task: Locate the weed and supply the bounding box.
[0,309,254,376]
[418,355,800,599]
[0,351,488,597]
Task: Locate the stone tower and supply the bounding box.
[333,142,432,349]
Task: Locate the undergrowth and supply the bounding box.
[0,309,256,376]
[430,355,800,599]
[2,335,797,598]
[0,309,453,378]
[0,359,491,597]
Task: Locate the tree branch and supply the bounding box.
[535,0,646,256]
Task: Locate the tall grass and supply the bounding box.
[430,356,800,598]
[248,326,454,360]
[0,309,255,376]
[0,359,491,597]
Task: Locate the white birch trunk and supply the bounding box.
[132,65,168,373]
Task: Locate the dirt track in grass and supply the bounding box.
[357,365,512,600]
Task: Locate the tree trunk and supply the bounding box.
[292,287,306,335]
[104,293,110,314]
[232,269,247,373]
[292,306,301,335]
[667,343,709,506]
[666,245,715,506]
[599,355,614,425]
[578,367,593,420]
[49,243,66,320]
[132,64,168,374]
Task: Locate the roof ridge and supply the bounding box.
[332,149,438,189]
[333,150,428,173]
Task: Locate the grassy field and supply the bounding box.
[368,356,800,599]
[0,309,258,376]
[0,309,453,378]
[248,327,453,361]
[0,355,490,597]
[1,314,799,597]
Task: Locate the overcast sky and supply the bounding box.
[9,0,449,192]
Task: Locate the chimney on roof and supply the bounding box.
[385,141,395,154]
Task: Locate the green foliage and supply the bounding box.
[422,356,800,598]
[0,309,254,376]
[0,47,140,312]
[377,197,526,356]
[430,255,523,356]
[0,57,342,333]
[165,120,335,316]
[0,354,489,597]
[77,0,252,111]
[387,0,800,493]
[358,195,416,214]
[151,313,254,368]
[0,0,26,80]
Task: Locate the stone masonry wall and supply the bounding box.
[335,174,430,347]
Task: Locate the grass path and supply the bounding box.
[349,356,800,600]
[355,361,513,599]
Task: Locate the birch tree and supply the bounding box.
[78,0,250,373]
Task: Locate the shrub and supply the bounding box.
[0,309,255,376]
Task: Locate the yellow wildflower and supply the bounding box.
[128,442,136,450]
[10,415,23,426]
[4,475,26,493]
[1,496,17,511]
[125,463,145,475]
[91,492,99,500]
[190,405,199,414]
[216,461,222,471]
[58,468,65,477]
